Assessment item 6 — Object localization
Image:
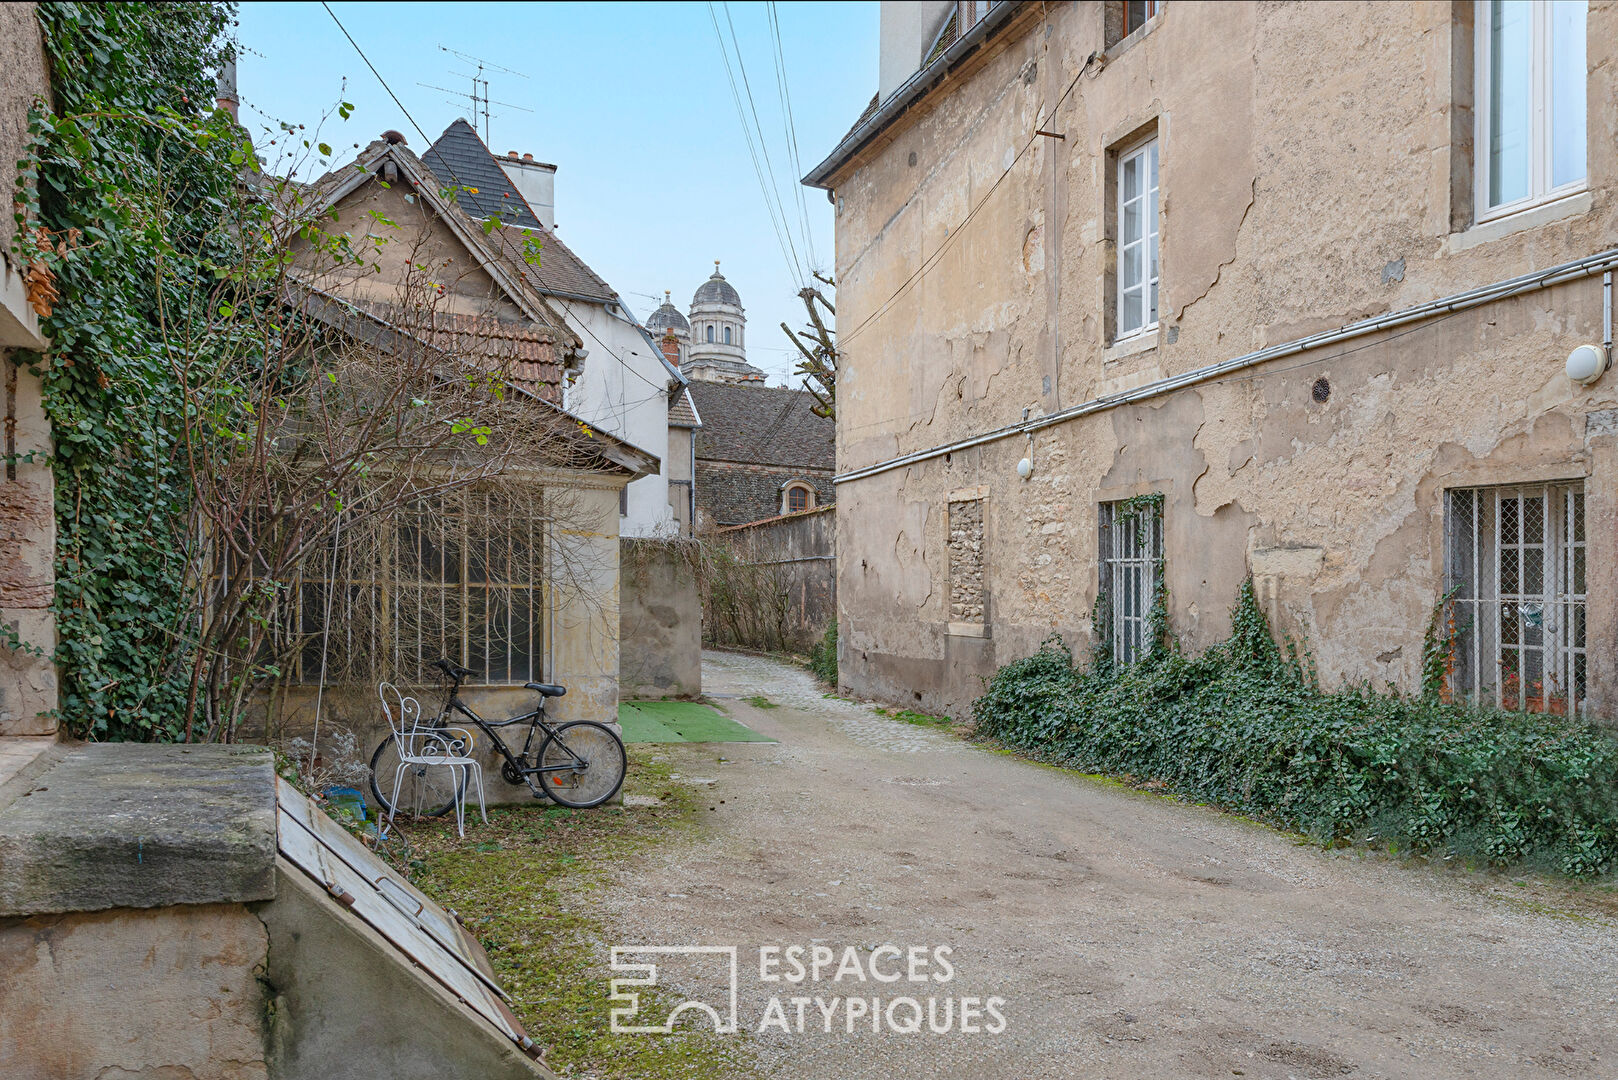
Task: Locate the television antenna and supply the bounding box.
[417,46,532,143]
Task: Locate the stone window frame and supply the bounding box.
[947,486,990,639]
[1104,0,1166,53]
[1471,0,1588,225]
[782,482,815,515]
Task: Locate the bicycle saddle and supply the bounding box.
[525,682,567,697]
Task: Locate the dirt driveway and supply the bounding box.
[595,650,1617,1080]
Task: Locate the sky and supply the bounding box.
[236,1,878,387]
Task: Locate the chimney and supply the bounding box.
[215,56,239,120]
[660,329,681,368]
[495,153,557,230]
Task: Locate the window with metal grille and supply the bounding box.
[1444,482,1586,714]
[1099,498,1163,665]
[245,489,547,687]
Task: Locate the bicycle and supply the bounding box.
[369,659,628,817]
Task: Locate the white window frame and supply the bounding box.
[1099,498,1163,666]
[1473,0,1587,223]
[1114,136,1159,342]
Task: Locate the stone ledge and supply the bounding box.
[0,743,276,917]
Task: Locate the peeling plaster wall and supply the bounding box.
[827,1,1618,720]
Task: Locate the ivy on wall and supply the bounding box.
[14,2,242,738]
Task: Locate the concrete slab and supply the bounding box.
[0,735,57,791]
[0,743,276,917]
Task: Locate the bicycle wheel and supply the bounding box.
[369,736,463,819]
[536,721,627,809]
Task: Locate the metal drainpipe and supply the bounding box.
[1604,270,1613,360]
[689,436,697,534]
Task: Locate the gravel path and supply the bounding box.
[596,650,1617,1079]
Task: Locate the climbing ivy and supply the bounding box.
[973,580,1618,878]
[13,2,244,739]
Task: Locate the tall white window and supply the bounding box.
[1116,138,1159,339]
[1445,483,1586,715]
[707,324,715,342]
[724,325,732,345]
[1099,498,1163,665]
[1475,0,1586,219]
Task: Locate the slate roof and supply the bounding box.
[692,267,742,309]
[422,120,618,305]
[420,119,542,228]
[686,383,833,470]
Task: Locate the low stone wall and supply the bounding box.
[619,538,702,699]
[705,506,835,654]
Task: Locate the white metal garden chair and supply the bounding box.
[378,681,487,838]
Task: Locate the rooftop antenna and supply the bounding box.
[418,46,532,143]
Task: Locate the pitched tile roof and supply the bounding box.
[668,385,701,428]
[422,120,618,305]
[686,382,834,470]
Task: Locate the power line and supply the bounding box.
[706,1,803,289]
[836,50,1099,352]
[767,1,818,271]
[722,2,806,280]
[321,3,676,411]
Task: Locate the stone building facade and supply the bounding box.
[807,0,1618,720]
[687,382,835,529]
[0,3,55,736]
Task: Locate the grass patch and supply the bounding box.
[402,751,761,1080]
[873,706,952,728]
[742,694,779,709]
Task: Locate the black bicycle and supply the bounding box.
[369,659,627,815]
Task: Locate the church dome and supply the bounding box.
[645,291,689,332]
[692,263,742,309]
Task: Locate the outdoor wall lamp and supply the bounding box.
[1566,343,1608,385]
[1567,270,1615,386]
[1016,410,1034,480]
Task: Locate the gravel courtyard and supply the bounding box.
[595,650,1617,1080]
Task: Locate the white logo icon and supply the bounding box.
[609,945,739,1034]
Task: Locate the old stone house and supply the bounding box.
[687,381,836,529]
[276,132,656,767]
[807,0,1618,719]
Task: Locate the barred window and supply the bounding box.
[1099,498,1163,665]
[253,489,545,686]
[1444,482,1586,715]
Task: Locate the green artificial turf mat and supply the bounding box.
[618,700,775,743]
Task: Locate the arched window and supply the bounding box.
[706,325,715,342]
[784,483,813,514]
[724,326,732,345]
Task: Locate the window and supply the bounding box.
[1475,0,1586,219]
[1124,0,1161,35]
[1115,138,1159,339]
[783,483,813,514]
[251,490,546,686]
[1099,497,1163,665]
[724,326,732,345]
[960,0,992,31]
[707,325,715,342]
[620,485,629,517]
[1444,482,1586,714]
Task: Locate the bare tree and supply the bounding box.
[780,272,836,420]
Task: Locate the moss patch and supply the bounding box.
[873,706,953,728]
[742,695,779,710]
[403,751,762,1079]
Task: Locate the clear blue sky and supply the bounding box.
[236,1,877,386]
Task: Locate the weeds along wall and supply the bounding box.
[700,507,835,655]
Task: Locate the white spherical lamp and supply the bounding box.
[1566,344,1608,385]
[1016,457,1033,480]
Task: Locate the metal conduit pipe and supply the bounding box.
[835,247,1618,486]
